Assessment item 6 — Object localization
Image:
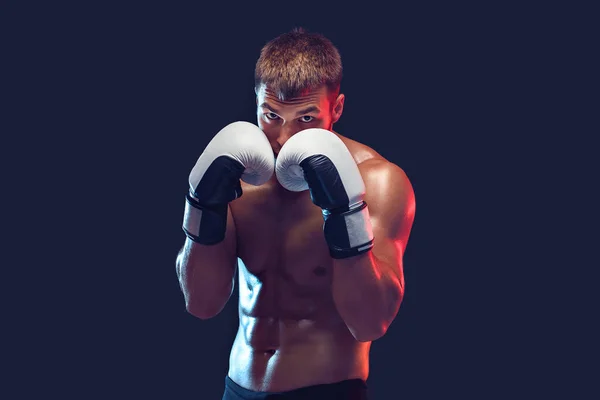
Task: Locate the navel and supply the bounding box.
[313,266,327,277]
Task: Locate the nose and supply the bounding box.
[276,123,297,148]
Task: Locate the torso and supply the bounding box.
[227,134,383,392]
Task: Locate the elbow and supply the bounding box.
[352,323,389,342]
[352,286,403,343]
[186,302,221,320]
[184,282,234,320]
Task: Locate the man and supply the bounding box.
[176,28,415,399]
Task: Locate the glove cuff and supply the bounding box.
[323,201,374,259]
[182,193,228,245]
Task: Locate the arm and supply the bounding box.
[176,204,238,319]
[274,129,415,342]
[175,121,274,320]
[331,159,415,342]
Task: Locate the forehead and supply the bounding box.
[256,84,330,106]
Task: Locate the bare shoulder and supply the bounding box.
[358,156,414,214]
[334,131,414,218]
[333,131,409,180]
[333,132,385,165]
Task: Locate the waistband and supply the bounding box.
[224,376,368,399]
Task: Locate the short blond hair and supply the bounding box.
[254,27,343,102]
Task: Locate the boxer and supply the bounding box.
[176,28,415,400]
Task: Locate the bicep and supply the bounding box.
[363,162,415,252]
[362,161,415,281]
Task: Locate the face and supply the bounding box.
[256,84,345,155]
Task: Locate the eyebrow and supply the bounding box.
[259,103,320,116]
[295,106,320,116]
[259,102,280,114]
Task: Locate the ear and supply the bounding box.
[331,93,345,124]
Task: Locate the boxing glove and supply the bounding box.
[183,121,274,244]
[275,128,374,259]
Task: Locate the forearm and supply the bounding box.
[331,251,403,342]
[176,238,236,318]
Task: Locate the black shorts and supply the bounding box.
[222,376,369,399]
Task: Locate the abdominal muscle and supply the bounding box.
[226,261,371,393]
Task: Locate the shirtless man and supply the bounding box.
[176,28,415,399]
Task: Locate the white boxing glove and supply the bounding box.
[183,121,274,244]
[275,128,374,258]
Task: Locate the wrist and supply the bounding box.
[323,201,374,259]
[182,193,228,245]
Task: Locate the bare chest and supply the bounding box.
[231,183,333,280]
[230,183,335,318]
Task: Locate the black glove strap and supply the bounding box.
[182,193,228,245]
[323,201,374,259]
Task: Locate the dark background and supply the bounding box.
[5,1,564,399]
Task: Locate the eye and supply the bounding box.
[265,112,280,120]
[300,116,314,123]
